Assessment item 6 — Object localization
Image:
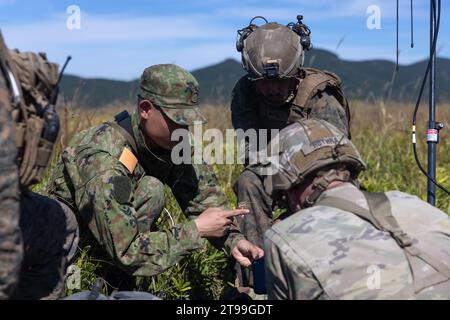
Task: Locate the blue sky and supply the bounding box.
[1,0,449,80]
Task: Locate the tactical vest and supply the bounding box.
[0,35,59,187]
[255,67,350,137]
[292,67,349,116]
[317,192,450,296]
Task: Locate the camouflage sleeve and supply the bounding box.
[230,76,258,131]
[168,162,244,253]
[264,229,323,300]
[75,152,205,277]
[231,77,262,164]
[307,88,350,137]
[0,68,22,299]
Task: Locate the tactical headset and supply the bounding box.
[235,15,312,54]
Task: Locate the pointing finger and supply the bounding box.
[222,209,249,218]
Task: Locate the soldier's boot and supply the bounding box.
[11,191,79,300]
[232,169,273,291]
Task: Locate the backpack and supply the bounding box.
[7,45,60,187]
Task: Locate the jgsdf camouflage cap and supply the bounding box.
[264,118,366,194]
[139,64,206,125]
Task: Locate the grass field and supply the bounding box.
[36,100,450,299]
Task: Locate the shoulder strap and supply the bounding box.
[316,195,383,229]
[292,68,351,138]
[293,68,342,109]
[316,193,413,248]
[104,110,138,155]
[316,192,450,294]
[362,192,414,247]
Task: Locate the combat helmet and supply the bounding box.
[236,15,312,81]
[265,118,366,206]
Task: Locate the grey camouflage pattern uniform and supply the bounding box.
[265,183,450,299]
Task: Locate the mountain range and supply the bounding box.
[59,48,450,108]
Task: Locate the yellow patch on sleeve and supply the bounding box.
[118,147,138,173]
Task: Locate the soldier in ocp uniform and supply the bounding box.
[263,118,450,299]
[0,30,79,300]
[231,16,351,288]
[48,64,263,292]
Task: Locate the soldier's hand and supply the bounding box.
[232,239,264,268]
[195,208,249,238]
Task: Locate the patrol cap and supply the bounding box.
[138,64,206,125]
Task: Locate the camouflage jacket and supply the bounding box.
[231,68,351,149]
[48,110,243,277]
[265,183,450,300]
[0,33,22,299]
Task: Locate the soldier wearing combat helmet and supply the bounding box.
[263,118,450,299]
[48,64,263,291]
[231,15,351,288]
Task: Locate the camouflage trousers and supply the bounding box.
[89,175,165,292]
[10,191,79,300]
[233,169,273,288]
[233,170,273,248]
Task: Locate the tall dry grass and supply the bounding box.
[36,100,450,299]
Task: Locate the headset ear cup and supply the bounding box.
[236,39,244,52]
[301,35,311,51]
[236,25,256,53]
[288,15,312,51]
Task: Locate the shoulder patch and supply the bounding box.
[111,175,132,204]
[119,147,138,173]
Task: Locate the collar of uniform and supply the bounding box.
[131,109,169,164]
[315,182,373,212]
[315,182,359,204]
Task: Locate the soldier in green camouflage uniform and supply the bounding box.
[48,64,263,291]
[0,31,78,300]
[263,118,450,299]
[231,18,351,287]
[0,31,22,300]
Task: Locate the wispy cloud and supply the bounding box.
[2,12,234,47]
[1,0,447,80]
[215,0,429,21]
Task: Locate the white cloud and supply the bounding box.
[1,2,446,80]
[1,11,241,79]
[2,12,234,47]
[215,0,429,21]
